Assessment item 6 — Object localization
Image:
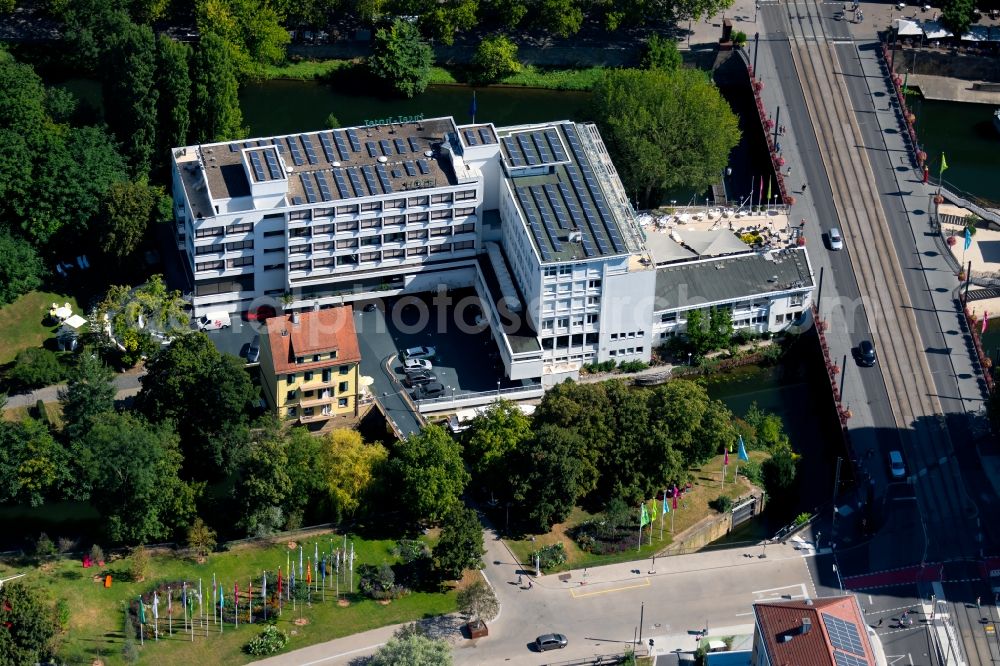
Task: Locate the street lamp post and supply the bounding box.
[687,352,692,366]
[496,379,501,396]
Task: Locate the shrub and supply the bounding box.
[739,459,763,484]
[9,348,66,390]
[530,543,567,571]
[90,543,105,564]
[244,625,289,656]
[358,563,408,600]
[618,360,649,373]
[57,537,77,555]
[35,533,57,561]
[393,539,430,564]
[709,495,733,513]
[472,34,521,83]
[793,512,812,526]
[733,30,748,46]
[35,399,49,424]
[129,545,149,582]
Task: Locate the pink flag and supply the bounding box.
[983,311,989,334]
[672,494,678,510]
[759,176,764,203]
[725,449,730,466]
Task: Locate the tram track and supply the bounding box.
[778,0,978,562]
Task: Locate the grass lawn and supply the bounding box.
[3,402,64,428]
[0,290,81,365]
[1,530,458,665]
[505,451,769,574]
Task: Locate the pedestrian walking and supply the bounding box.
[775,141,781,153]
[877,618,883,627]
[977,596,981,609]
[802,182,808,193]
[517,574,523,586]
[786,166,793,176]
[923,165,930,184]
[528,580,533,590]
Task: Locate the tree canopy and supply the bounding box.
[462,399,531,493]
[433,504,484,579]
[191,32,247,142]
[0,228,45,306]
[391,424,469,524]
[368,19,434,98]
[0,418,68,507]
[591,68,740,207]
[59,351,117,444]
[472,34,521,83]
[369,626,452,666]
[320,429,388,522]
[0,581,57,665]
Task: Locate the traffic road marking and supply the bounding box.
[570,579,651,598]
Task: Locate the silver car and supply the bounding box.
[828,227,844,250]
[535,633,568,651]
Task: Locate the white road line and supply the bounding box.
[297,642,386,666]
[752,584,805,595]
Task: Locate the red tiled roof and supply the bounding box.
[754,596,875,666]
[264,307,360,374]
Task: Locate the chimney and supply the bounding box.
[799,618,812,635]
[291,311,300,325]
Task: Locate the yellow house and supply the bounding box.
[260,306,361,424]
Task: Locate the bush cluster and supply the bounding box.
[244,625,288,656]
[358,563,408,601]
[530,543,567,571]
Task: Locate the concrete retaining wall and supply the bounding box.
[659,492,766,556]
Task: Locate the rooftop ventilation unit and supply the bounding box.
[291,312,300,325]
[332,161,341,167]
[568,231,583,243]
[377,156,388,163]
[424,150,434,158]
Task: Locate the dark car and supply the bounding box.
[247,335,261,364]
[413,381,446,399]
[535,633,568,652]
[858,340,876,367]
[404,372,437,388]
[363,303,377,313]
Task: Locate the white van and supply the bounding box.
[197,311,231,330]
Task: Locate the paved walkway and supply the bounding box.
[3,367,145,409]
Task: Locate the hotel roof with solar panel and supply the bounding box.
[495,122,638,264]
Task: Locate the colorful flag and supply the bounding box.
[672,494,678,510]
[652,497,658,518]
[262,572,267,601]
[168,587,172,616]
[738,435,750,462]
[153,591,159,620]
[218,585,224,610]
[299,545,303,578]
[663,492,670,514]
[138,596,146,625]
[640,502,650,527]
[767,177,772,204]
[983,311,990,334]
[965,227,972,251]
[941,153,949,173]
[277,567,282,596]
[758,175,764,203]
[724,448,730,466]
[307,559,312,586]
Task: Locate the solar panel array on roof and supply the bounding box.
[464,130,478,146]
[272,138,285,154]
[515,188,552,261]
[361,165,380,194]
[301,135,319,165]
[379,139,392,156]
[319,132,337,162]
[833,652,868,666]
[546,182,595,257]
[248,152,266,182]
[417,159,430,175]
[404,161,416,177]
[264,150,282,180]
[347,168,366,197]
[286,136,305,166]
[333,131,351,161]
[391,168,401,178]
[822,614,865,657]
[346,129,362,152]
[292,196,304,205]
[365,141,378,158]
[563,124,627,253]
[376,164,394,193]
[529,186,565,253]
[478,127,493,144]
[532,133,553,163]
[299,173,317,203]
[393,138,407,154]
[407,137,420,153]
[517,134,540,166]
[314,171,333,201]
[333,169,351,198]
[501,137,523,167]
[229,144,239,153]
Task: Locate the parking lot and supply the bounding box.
[201,315,262,361]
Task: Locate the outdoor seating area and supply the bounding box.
[638,206,803,258]
[893,16,1000,53]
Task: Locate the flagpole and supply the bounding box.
[660,491,665,540]
[637,503,642,553]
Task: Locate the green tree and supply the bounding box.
[0,581,57,665]
[283,424,327,526]
[743,402,789,451]
[708,306,734,350]
[235,423,292,536]
[433,504,484,579]
[511,423,587,530]
[195,0,291,78]
[420,0,479,46]
[8,348,65,390]
[472,34,520,83]
[138,333,258,479]
[684,308,711,354]
[0,418,68,507]
[692,399,737,465]
[463,399,531,493]
[369,628,452,666]
[191,32,246,142]
[641,34,682,71]
[0,228,45,306]
[99,181,158,259]
[456,579,498,622]
[320,428,388,522]
[591,68,740,207]
[75,412,196,544]
[44,86,78,123]
[156,35,192,160]
[187,516,217,556]
[941,0,975,36]
[647,380,709,465]
[103,20,158,178]
[59,351,117,443]
[368,19,434,98]
[481,0,527,28]
[596,381,653,503]
[761,445,797,498]
[391,424,469,524]
[538,0,582,37]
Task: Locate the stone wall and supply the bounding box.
[890,47,1000,82]
[658,492,766,556]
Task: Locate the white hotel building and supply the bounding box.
[171,116,814,386]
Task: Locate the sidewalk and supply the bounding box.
[3,367,146,410]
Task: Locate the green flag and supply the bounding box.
[902,71,908,94]
[652,498,658,519]
[766,177,772,203]
[138,596,146,625]
[640,502,650,527]
[941,153,949,173]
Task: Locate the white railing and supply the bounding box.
[415,384,544,413]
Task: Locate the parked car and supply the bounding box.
[535,634,568,652]
[412,381,446,399]
[404,372,437,388]
[197,311,231,330]
[246,305,276,321]
[404,358,433,372]
[404,346,436,359]
[363,303,377,313]
[888,450,906,479]
[828,227,844,250]
[247,335,261,363]
[858,340,876,367]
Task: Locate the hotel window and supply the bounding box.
[312,241,334,251]
[339,381,349,393]
[336,221,359,233]
[360,251,380,262]
[587,296,600,306]
[360,236,379,246]
[195,227,225,238]
[304,371,313,381]
[661,312,677,322]
[453,241,474,250]
[543,320,553,331]
[338,398,348,408]
[313,207,334,218]
[588,279,602,288]
[286,390,297,400]
[586,314,599,324]
[289,260,309,271]
[313,224,334,235]
[383,215,405,226]
[227,256,253,268]
[407,196,429,207]
[361,201,381,212]
[338,254,359,265]
[429,243,451,254]
[226,239,254,251]
[383,249,404,259]
[196,260,224,271]
[407,230,428,241]
[431,209,451,220]
[407,247,428,257]
[288,210,310,221]
[226,222,253,234]
[336,204,358,216]
[287,407,297,416]
[431,193,452,204]
[361,218,380,229]
[289,227,310,238]
[286,374,295,383]
[263,263,284,271]
[557,317,569,328]
[455,207,475,216]
[384,232,405,244]
[407,212,429,224]
[455,189,476,201]
[313,257,335,268]
[336,238,359,249]
[453,223,475,234]
[544,266,558,277]
[195,244,224,255]
[288,245,309,255]
[430,227,450,237]
[339,364,349,374]
[384,198,405,209]
[790,294,805,307]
